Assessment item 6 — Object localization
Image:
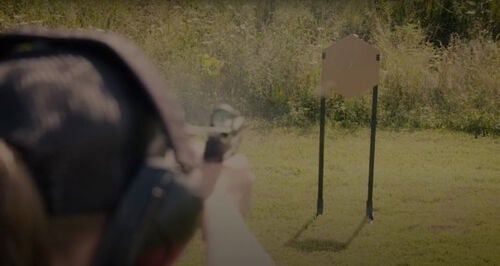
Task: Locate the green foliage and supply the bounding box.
[376,23,499,134]
[378,0,500,45]
[0,0,498,134]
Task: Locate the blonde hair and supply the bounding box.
[0,140,50,266]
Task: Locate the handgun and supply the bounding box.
[185,104,245,161]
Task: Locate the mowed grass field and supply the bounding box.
[178,125,500,265]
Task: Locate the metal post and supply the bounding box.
[317,96,326,216]
[366,85,378,220]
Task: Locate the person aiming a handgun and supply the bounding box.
[0,28,273,266]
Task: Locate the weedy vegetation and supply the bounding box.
[1,0,498,134]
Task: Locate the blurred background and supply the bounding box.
[1,0,498,135]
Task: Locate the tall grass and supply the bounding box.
[376,23,499,134]
[0,0,498,134]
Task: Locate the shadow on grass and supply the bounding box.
[285,216,369,252]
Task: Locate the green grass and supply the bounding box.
[178,125,500,265]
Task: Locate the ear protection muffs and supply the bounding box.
[0,29,204,266]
